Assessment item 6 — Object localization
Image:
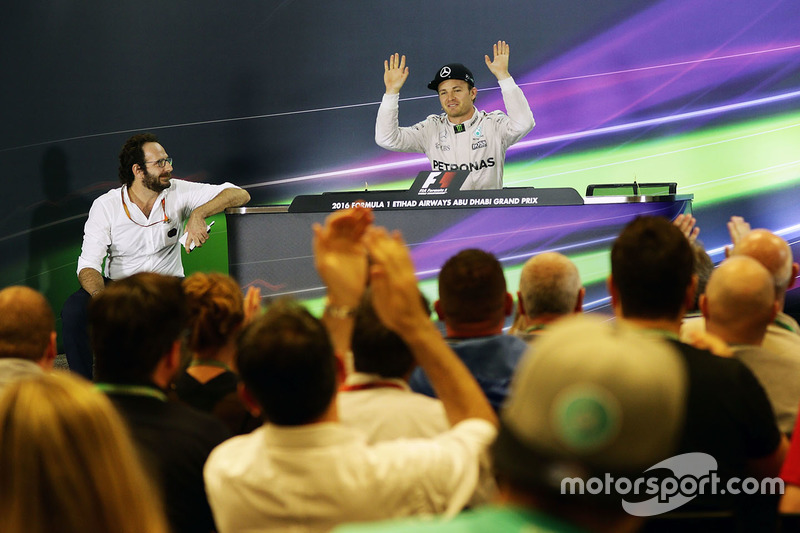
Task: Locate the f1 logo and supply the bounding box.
[421,171,456,190]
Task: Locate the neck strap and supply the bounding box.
[189,359,231,371]
[340,380,406,392]
[95,382,168,402]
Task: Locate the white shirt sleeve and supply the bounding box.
[375,93,429,153]
[170,180,243,220]
[76,195,113,276]
[497,76,535,147]
[373,418,498,516]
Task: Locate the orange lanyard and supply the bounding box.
[120,188,169,227]
[339,381,406,392]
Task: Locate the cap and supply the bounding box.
[493,315,687,490]
[427,63,475,91]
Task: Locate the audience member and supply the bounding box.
[514,251,583,341]
[779,408,800,513]
[0,373,169,533]
[174,271,261,434]
[89,272,230,533]
[701,256,800,434]
[335,315,688,533]
[409,248,528,411]
[672,213,712,315]
[0,286,56,393]
[339,291,498,505]
[204,207,498,532]
[682,218,800,361]
[338,289,449,441]
[609,216,787,528]
[688,242,714,314]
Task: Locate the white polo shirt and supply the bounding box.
[76,179,239,280]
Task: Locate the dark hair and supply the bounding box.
[0,286,54,362]
[236,300,336,426]
[611,216,694,320]
[118,133,158,187]
[438,249,507,325]
[690,242,714,313]
[182,272,244,353]
[351,289,429,378]
[89,273,187,384]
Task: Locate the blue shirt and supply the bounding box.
[409,334,529,412]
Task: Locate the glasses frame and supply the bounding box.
[144,157,174,169]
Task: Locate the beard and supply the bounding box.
[143,168,171,193]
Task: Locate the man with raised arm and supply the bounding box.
[203,207,498,532]
[61,132,250,378]
[376,41,535,190]
[681,216,800,369]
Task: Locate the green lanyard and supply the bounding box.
[188,359,230,371]
[95,382,168,402]
[642,328,680,342]
[774,316,798,334]
[524,324,548,334]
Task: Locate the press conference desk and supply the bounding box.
[226,187,693,312]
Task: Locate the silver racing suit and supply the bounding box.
[375,77,535,190]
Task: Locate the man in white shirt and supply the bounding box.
[338,289,449,442]
[375,41,535,190]
[204,207,498,532]
[62,133,250,378]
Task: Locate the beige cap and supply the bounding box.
[494,315,688,488]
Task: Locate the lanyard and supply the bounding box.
[642,328,680,342]
[120,188,169,227]
[189,359,231,371]
[95,382,168,402]
[774,316,798,333]
[339,381,406,392]
[524,324,548,333]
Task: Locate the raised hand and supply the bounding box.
[725,216,752,257]
[484,40,511,81]
[363,226,428,333]
[384,53,409,95]
[242,286,262,324]
[673,213,700,244]
[312,206,374,307]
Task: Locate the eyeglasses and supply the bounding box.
[144,157,173,168]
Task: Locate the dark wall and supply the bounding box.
[2,0,800,335]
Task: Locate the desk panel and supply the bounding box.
[227,195,692,315]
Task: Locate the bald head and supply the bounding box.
[518,252,583,320]
[732,229,797,297]
[0,286,56,364]
[702,256,777,345]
